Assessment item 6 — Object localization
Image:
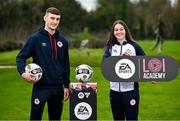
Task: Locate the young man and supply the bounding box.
[16,7,70,120]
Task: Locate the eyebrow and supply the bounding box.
[114,27,124,29]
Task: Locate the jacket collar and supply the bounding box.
[115,40,128,45]
[39,26,59,38]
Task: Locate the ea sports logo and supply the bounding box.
[115,59,135,79]
[74,102,92,120]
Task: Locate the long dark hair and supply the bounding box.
[107,20,134,46]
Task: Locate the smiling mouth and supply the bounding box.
[52,25,57,27]
[116,34,124,37]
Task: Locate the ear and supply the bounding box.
[43,15,46,22]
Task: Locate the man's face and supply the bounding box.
[44,13,60,31]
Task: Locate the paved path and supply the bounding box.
[0,65,16,69]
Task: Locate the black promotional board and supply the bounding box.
[70,83,97,120]
[102,56,179,82]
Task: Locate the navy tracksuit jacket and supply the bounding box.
[16,27,70,88]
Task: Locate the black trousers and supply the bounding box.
[30,85,64,120]
[110,89,139,121]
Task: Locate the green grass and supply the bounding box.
[138,40,180,64]
[0,41,180,66]
[0,68,180,120]
[0,40,180,120]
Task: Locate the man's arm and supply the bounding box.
[16,37,35,83]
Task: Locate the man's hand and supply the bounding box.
[21,72,36,84]
[64,88,69,102]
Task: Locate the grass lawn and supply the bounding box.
[0,41,180,66]
[0,68,179,120]
[0,40,180,120]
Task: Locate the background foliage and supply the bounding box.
[0,0,180,51]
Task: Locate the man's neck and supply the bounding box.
[44,26,55,35]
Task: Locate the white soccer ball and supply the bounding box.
[75,64,93,83]
[25,63,43,82]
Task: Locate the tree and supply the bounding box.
[89,0,129,32]
[43,0,88,34]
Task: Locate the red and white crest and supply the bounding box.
[57,41,63,48]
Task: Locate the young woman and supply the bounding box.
[102,20,145,120]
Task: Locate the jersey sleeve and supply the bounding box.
[16,37,34,75]
[102,46,111,62]
[63,40,70,88]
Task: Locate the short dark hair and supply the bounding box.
[45,7,60,15]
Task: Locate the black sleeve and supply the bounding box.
[16,37,34,75]
[134,43,146,56]
[63,40,70,88]
[102,46,111,62]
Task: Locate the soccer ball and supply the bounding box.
[25,63,43,82]
[75,64,93,83]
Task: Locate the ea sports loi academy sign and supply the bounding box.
[102,56,179,82]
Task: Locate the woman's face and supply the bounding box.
[114,23,126,41]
